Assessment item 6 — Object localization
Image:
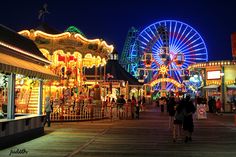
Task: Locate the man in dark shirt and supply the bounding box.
[116,95,126,109]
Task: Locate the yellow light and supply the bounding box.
[150,78,182,88]
[34,30,71,38]
[19,29,114,54]
[0,41,51,64]
[159,65,168,75]
[18,30,30,36]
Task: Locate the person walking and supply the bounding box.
[167,95,176,129]
[212,97,216,113]
[44,96,52,127]
[173,100,184,142]
[136,98,141,119]
[116,95,126,119]
[216,98,222,115]
[183,95,196,143]
[131,97,136,119]
[159,97,167,113]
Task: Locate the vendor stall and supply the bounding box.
[189,60,236,112]
[0,24,58,148]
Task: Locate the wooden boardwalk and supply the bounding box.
[1,109,236,157]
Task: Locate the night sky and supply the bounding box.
[1,0,236,61]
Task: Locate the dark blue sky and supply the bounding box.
[1,0,236,61]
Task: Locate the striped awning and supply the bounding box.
[0,53,59,80]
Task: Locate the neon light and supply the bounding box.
[18,30,30,36]
[19,29,114,54]
[176,29,192,49]
[65,26,85,37]
[128,20,208,87]
[149,28,156,37]
[159,65,168,75]
[179,38,201,53]
[145,30,152,39]
[140,34,149,42]
[34,31,71,38]
[149,78,182,88]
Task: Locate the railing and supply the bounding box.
[50,104,104,121]
[50,102,136,121]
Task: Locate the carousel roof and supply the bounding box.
[0,24,50,65]
[65,26,85,37]
[18,24,114,59]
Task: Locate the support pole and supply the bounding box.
[38,79,43,115]
[7,73,15,119]
[221,66,225,111]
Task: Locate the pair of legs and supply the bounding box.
[183,118,194,143]
[173,120,182,142]
[216,108,222,115]
[168,116,174,129]
[44,112,51,127]
[184,130,193,142]
[136,106,140,119]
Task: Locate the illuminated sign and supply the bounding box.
[207,71,221,79]
[149,78,182,88]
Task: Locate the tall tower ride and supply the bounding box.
[119,27,139,75]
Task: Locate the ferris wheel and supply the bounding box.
[131,20,208,90]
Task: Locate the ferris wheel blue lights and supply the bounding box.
[130,20,208,89]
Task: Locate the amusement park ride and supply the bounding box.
[120,20,208,97]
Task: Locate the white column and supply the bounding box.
[38,79,43,115]
[7,73,16,119]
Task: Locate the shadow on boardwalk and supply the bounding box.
[1,109,236,157]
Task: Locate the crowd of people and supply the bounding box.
[115,95,145,119]
[42,92,225,144]
[208,96,222,115]
[102,95,146,120]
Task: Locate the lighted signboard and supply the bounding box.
[207,71,221,79]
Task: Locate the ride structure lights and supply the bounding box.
[132,20,208,95]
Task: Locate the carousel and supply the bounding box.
[18,25,114,119]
